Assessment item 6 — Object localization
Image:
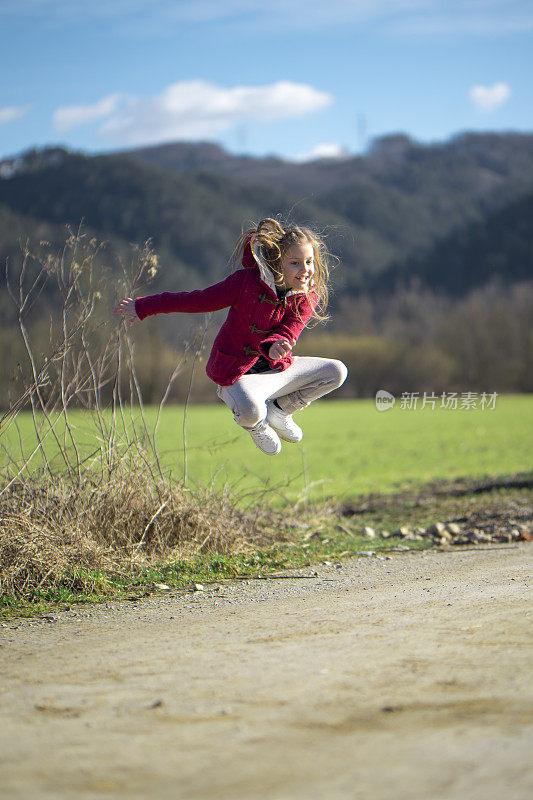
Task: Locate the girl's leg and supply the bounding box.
[218,356,347,424]
[218,377,282,455]
[217,358,347,454]
[266,356,348,413]
[217,375,272,429]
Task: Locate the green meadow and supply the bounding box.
[3,394,531,504]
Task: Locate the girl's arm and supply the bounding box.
[120,270,246,321]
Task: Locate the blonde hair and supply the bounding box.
[231,217,332,324]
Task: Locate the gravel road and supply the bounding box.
[1,545,532,800]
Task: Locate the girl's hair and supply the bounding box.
[231,217,333,324]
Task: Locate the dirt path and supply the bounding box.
[1,545,532,800]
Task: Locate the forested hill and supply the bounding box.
[0,149,362,293]
[374,188,533,296]
[121,132,533,199]
[0,131,532,300]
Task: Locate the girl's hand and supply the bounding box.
[113,297,137,322]
[268,338,294,361]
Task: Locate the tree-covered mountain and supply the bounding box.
[0,147,385,296]
[374,188,533,295]
[0,132,532,302]
[1,135,532,402]
[122,132,533,201]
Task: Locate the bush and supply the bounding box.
[0,230,265,601]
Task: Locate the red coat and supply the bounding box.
[135,239,318,386]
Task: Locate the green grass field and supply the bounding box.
[3,394,532,503]
[2,394,531,616]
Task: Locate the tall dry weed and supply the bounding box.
[0,229,261,600]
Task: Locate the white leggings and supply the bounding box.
[217,356,348,430]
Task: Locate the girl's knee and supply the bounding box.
[325,359,348,389]
[232,397,265,429]
[220,385,265,428]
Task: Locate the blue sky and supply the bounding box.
[1,0,532,162]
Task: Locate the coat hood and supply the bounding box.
[241,236,277,294]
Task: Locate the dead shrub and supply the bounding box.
[0,229,277,602]
[0,464,260,598]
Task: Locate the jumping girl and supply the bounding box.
[113,218,347,455]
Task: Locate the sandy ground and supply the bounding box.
[1,545,532,800]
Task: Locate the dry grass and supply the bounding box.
[0,462,278,599]
[0,229,291,603]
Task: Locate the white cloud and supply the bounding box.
[53,93,123,131]
[0,1,430,25]
[468,82,511,112]
[293,143,351,162]
[6,0,533,38]
[160,0,431,28]
[0,105,30,125]
[394,11,533,36]
[98,80,332,145]
[0,0,150,19]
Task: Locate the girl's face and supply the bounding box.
[280,242,315,291]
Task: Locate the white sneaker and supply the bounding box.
[248,420,282,455]
[266,401,303,443]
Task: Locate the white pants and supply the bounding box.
[217,356,348,430]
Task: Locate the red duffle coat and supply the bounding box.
[135,238,318,386]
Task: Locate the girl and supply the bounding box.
[113,218,347,455]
